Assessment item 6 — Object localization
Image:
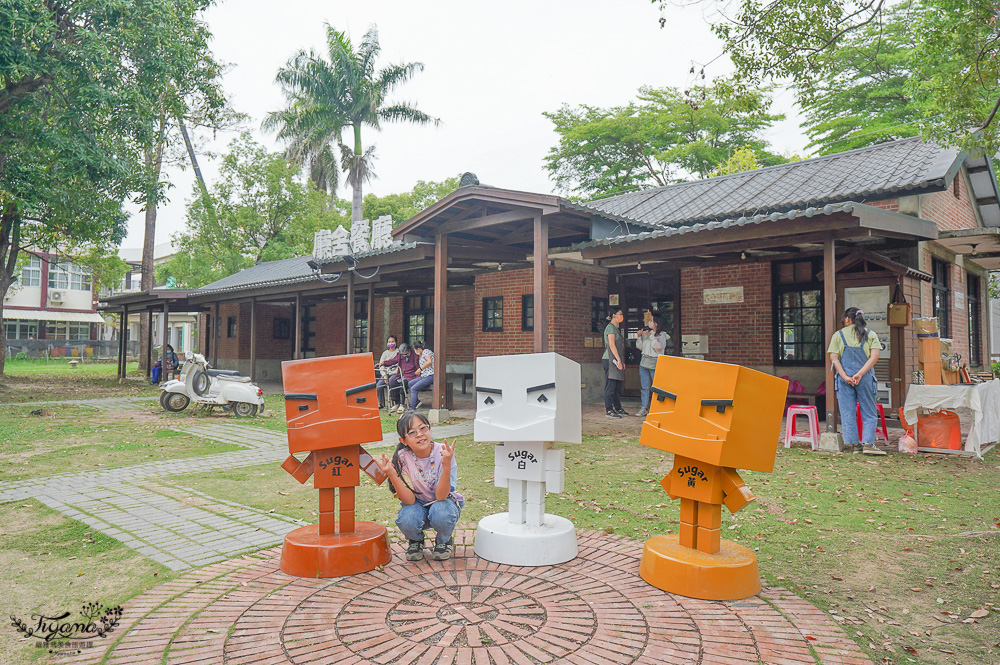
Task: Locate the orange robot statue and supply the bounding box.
[639,355,788,600]
[278,353,392,578]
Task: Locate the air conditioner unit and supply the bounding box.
[49,290,64,303]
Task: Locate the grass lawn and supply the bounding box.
[0,369,996,665]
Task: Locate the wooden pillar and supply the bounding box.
[118,305,128,380]
[366,283,375,354]
[432,234,448,409]
[823,240,837,431]
[160,300,170,367]
[249,297,257,380]
[533,212,549,353]
[346,272,355,355]
[294,293,302,360]
[212,302,220,367]
[145,308,153,378]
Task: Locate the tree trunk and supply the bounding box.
[0,206,23,376]
[138,115,167,373]
[351,124,363,223]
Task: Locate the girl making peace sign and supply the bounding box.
[376,411,464,561]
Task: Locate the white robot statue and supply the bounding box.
[473,352,581,565]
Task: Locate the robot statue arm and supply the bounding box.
[720,468,755,513]
[281,452,316,484]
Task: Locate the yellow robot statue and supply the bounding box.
[640,355,788,600]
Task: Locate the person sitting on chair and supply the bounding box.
[378,342,421,413]
[407,341,435,410]
[376,335,401,408]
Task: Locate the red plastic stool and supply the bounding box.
[784,405,820,450]
[856,402,889,444]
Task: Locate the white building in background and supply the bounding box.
[114,242,197,353]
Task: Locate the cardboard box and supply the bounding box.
[921,361,942,385]
[918,337,940,363]
[942,368,960,385]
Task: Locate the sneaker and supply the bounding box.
[415,400,423,409]
[397,405,406,414]
[616,408,630,416]
[606,410,622,419]
[405,539,424,561]
[635,408,648,417]
[430,539,452,561]
[861,443,887,456]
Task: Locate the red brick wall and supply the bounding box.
[253,304,295,359]
[445,287,474,362]
[551,265,608,365]
[216,302,250,360]
[922,172,979,231]
[867,198,899,212]
[680,263,772,365]
[473,264,608,364]
[312,301,347,357]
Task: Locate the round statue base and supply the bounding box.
[639,534,760,600]
[474,513,578,566]
[280,521,391,578]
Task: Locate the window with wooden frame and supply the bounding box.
[404,294,433,346]
[273,317,291,340]
[353,299,368,354]
[968,273,982,366]
[591,297,609,333]
[483,296,503,332]
[772,258,824,365]
[932,258,950,337]
[521,294,534,331]
[227,316,237,338]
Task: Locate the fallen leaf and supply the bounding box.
[903,646,918,656]
[971,609,990,618]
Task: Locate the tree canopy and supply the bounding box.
[699,0,1000,154]
[362,177,460,223]
[0,0,221,374]
[158,135,348,288]
[543,80,786,199]
[264,24,437,220]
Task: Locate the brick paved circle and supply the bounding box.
[55,528,876,665]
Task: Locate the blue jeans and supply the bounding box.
[835,375,877,445]
[639,366,655,410]
[408,375,434,408]
[395,498,462,544]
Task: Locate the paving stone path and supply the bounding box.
[0,405,473,571]
[51,528,875,665]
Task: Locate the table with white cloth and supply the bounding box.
[902,379,1000,458]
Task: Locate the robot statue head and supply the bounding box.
[474,352,582,444]
[640,356,787,472]
[281,353,382,454]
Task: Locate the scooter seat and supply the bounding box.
[217,374,252,383]
[207,369,240,376]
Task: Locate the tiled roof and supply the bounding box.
[574,202,859,250]
[196,256,317,294]
[579,138,961,227]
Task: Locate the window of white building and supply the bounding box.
[16,256,42,287]
[48,260,92,291]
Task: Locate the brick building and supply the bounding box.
[100,138,1000,416]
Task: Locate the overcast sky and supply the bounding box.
[121,0,807,250]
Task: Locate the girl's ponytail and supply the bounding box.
[844,306,868,344]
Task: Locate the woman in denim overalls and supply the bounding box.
[827,307,886,455]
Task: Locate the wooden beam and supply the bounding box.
[346,271,355,355]
[433,235,448,410]
[534,213,549,352]
[249,298,257,380]
[823,240,837,431]
[161,300,170,372]
[294,293,302,360]
[593,228,862,267]
[119,305,128,380]
[583,215,859,260]
[213,302,220,367]
[434,208,538,235]
[366,283,375,354]
[447,241,527,263]
[500,224,587,246]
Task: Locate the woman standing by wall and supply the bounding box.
[635,316,667,417]
[827,307,886,455]
[603,308,627,419]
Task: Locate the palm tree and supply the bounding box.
[265,24,437,221]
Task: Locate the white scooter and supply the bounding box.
[159,352,265,417]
